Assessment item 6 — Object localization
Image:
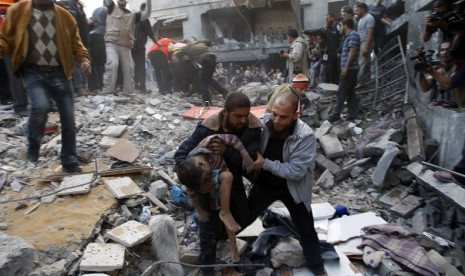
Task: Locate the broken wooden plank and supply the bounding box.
[157,170,178,186]
[145,192,169,212]
[23,202,41,215]
[38,165,152,182]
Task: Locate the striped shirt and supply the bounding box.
[340,30,360,70]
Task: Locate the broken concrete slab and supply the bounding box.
[317,83,339,97]
[315,120,332,140]
[390,195,424,218]
[80,243,125,272]
[316,169,335,190]
[406,117,425,162]
[271,237,305,268]
[106,138,140,163]
[149,180,169,199]
[319,133,345,159]
[315,219,329,241]
[106,220,151,247]
[316,154,341,175]
[324,245,361,275]
[427,249,463,275]
[336,237,364,257]
[364,128,401,157]
[103,177,144,199]
[237,217,265,238]
[407,162,465,211]
[0,232,36,276]
[371,144,400,186]
[101,125,128,138]
[57,173,94,196]
[312,202,336,220]
[327,212,387,243]
[379,185,409,208]
[99,136,119,149]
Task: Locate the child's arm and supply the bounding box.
[208,134,255,173]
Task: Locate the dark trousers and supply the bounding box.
[3,56,28,114]
[148,50,172,94]
[0,58,11,104]
[172,60,197,93]
[247,181,323,268]
[88,33,106,91]
[132,48,147,90]
[199,55,217,102]
[327,59,339,84]
[331,68,359,118]
[198,167,249,275]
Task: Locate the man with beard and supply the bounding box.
[174,92,262,276]
[249,92,326,275]
[0,0,91,172]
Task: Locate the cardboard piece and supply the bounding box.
[327,212,387,244]
[106,138,140,163]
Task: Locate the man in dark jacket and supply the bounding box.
[174,92,262,275]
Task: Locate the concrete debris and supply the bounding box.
[0,78,463,275]
[0,232,36,276]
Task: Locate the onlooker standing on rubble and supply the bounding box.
[248,92,326,276]
[280,28,308,84]
[338,6,357,33]
[368,0,392,55]
[148,37,173,95]
[88,4,108,92]
[324,13,341,84]
[101,0,151,95]
[132,3,156,94]
[419,41,465,109]
[174,92,261,276]
[328,19,361,123]
[0,0,91,172]
[355,2,375,80]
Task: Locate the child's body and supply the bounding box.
[177,134,254,262]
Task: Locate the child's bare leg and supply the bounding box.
[219,172,241,232]
[226,228,240,263]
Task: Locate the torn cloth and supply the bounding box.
[358,224,438,276]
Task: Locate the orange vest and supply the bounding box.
[0,1,15,30]
[148,37,173,59]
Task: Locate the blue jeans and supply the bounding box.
[22,67,77,165]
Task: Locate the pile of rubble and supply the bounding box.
[0,81,464,275]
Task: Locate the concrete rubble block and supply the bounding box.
[80,243,125,272]
[148,98,162,107]
[350,166,364,178]
[317,83,339,97]
[315,153,341,175]
[216,238,247,263]
[374,258,404,275]
[316,169,335,190]
[149,180,168,199]
[106,220,151,247]
[407,162,465,211]
[319,133,345,159]
[331,124,353,140]
[412,209,427,234]
[103,177,143,199]
[99,136,119,149]
[342,157,372,171]
[390,195,424,218]
[406,117,425,162]
[106,138,140,163]
[315,120,332,140]
[364,128,401,157]
[29,259,66,276]
[371,144,400,186]
[57,173,94,196]
[270,237,305,268]
[145,107,156,115]
[427,249,463,275]
[180,250,200,264]
[0,232,36,276]
[379,185,409,208]
[311,202,336,220]
[101,125,128,138]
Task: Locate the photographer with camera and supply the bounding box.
[423,0,454,43]
[419,41,465,109]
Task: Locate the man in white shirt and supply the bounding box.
[354,2,375,80]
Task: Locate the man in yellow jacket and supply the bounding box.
[0,0,91,173]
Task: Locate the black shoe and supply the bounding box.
[27,144,40,162]
[62,163,82,173]
[327,115,340,123]
[308,264,327,276]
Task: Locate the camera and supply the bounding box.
[411,48,436,73]
[442,11,465,33]
[430,11,441,22]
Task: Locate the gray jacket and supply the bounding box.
[258,115,316,212]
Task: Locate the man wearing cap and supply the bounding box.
[280,28,308,83]
[267,73,311,112]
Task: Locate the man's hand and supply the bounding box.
[341,67,348,78]
[208,137,226,156]
[80,61,91,77]
[253,152,265,170]
[362,45,369,57]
